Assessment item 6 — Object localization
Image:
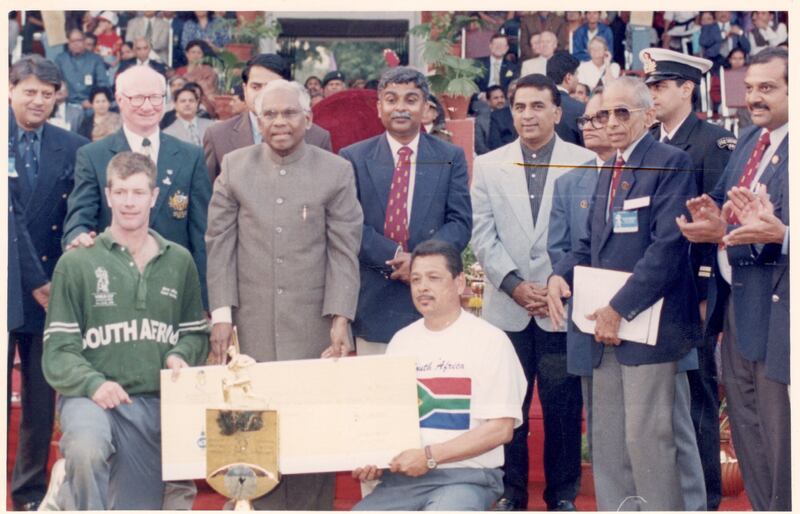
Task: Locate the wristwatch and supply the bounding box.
[424,445,438,470]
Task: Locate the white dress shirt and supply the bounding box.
[123,125,160,166]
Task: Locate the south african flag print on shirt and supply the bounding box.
[417,377,471,430]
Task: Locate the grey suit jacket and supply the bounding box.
[471,136,595,332]
[206,142,362,362]
[164,117,214,146]
[203,111,333,183]
[125,16,171,63]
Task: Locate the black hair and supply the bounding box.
[511,73,561,107]
[411,240,463,278]
[750,46,788,84]
[185,39,214,58]
[486,85,505,98]
[173,85,200,102]
[377,67,430,99]
[10,55,62,90]
[89,86,113,103]
[546,50,580,85]
[242,53,290,83]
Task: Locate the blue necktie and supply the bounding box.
[22,131,38,190]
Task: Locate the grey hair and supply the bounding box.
[588,35,608,51]
[255,79,312,115]
[377,67,430,98]
[605,76,654,109]
[115,65,167,95]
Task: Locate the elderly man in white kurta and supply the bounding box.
[204,79,363,510]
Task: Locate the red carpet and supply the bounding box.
[7,367,751,510]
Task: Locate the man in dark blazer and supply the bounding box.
[487,104,516,151]
[546,51,585,146]
[475,33,520,93]
[475,85,506,155]
[7,56,89,512]
[677,48,789,511]
[203,53,332,182]
[62,65,211,309]
[339,67,472,355]
[547,76,702,510]
[699,11,750,72]
[116,37,169,77]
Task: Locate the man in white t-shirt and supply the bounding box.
[352,240,527,511]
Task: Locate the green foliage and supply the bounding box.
[461,244,476,270]
[209,50,245,93]
[218,16,282,46]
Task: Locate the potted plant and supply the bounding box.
[410,13,485,120]
[222,15,282,61]
[718,397,744,496]
[208,50,245,120]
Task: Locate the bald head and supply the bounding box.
[115,65,166,136]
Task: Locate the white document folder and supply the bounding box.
[571,266,663,345]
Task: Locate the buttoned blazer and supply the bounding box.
[705,125,789,383]
[475,56,520,93]
[472,136,595,333]
[62,129,211,307]
[339,133,472,342]
[552,133,703,366]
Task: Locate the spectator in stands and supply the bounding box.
[518,11,568,60]
[77,86,122,142]
[229,84,247,115]
[84,32,97,54]
[577,36,621,90]
[349,77,367,89]
[305,75,322,95]
[726,46,748,69]
[161,11,186,68]
[181,11,229,53]
[175,40,219,114]
[422,94,451,143]
[55,28,110,110]
[700,11,750,72]
[475,33,519,93]
[163,86,213,146]
[93,11,122,69]
[475,84,508,155]
[322,70,347,97]
[119,40,134,61]
[607,12,628,69]
[520,30,558,77]
[49,81,86,133]
[572,11,614,62]
[118,37,168,77]
[564,11,584,43]
[546,51,585,145]
[125,11,170,63]
[571,82,590,103]
[748,11,788,55]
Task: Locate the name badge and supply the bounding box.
[613,210,638,233]
[623,196,650,210]
[84,74,93,86]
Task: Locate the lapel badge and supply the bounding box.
[772,155,780,165]
[163,177,172,186]
[580,199,589,209]
[169,190,189,219]
[621,181,631,191]
[167,169,174,175]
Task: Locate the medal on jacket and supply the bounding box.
[169,190,189,219]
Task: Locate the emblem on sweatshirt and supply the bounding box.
[93,267,116,307]
[169,190,189,219]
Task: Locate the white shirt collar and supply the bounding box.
[617,130,649,163]
[248,111,261,144]
[137,59,149,66]
[660,112,691,141]
[385,131,420,162]
[123,125,160,164]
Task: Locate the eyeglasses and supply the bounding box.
[593,107,645,126]
[122,94,165,108]
[260,109,304,122]
[576,115,604,130]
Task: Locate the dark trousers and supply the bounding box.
[720,302,791,511]
[687,336,722,510]
[7,332,56,507]
[251,473,334,510]
[502,320,582,509]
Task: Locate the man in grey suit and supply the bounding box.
[203,53,332,183]
[164,85,213,146]
[205,79,362,510]
[125,11,170,64]
[471,73,594,512]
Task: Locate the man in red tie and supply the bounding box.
[546,76,701,510]
[339,67,472,357]
[676,47,789,511]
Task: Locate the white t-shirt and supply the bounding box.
[386,310,527,469]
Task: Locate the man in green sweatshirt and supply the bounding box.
[42,151,209,510]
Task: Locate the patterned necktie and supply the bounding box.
[607,155,625,220]
[384,146,413,251]
[22,131,39,190]
[145,19,153,41]
[188,122,200,146]
[492,60,501,85]
[727,131,771,224]
[141,137,153,162]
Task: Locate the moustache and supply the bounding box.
[749,102,770,111]
[390,112,412,120]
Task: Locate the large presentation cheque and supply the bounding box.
[160,355,421,480]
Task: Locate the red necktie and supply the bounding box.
[727,131,771,224]
[384,146,413,251]
[608,155,625,219]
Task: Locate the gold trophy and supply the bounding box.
[206,332,279,510]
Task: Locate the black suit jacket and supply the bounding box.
[475,56,520,93]
[487,106,515,151]
[557,90,584,146]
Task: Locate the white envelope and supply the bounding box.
[571,266,663,345]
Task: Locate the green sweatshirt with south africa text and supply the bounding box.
[43,229,209,398]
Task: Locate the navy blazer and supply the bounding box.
[487,106,515,152]
[557,90,585,146]
[11,122,88,334]
[705,125,789,384]
[340,133,472,342]
[552,133,702,366]
[699,23,751,62]
[475,56,520,93]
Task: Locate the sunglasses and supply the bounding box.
[593,107,646,126]
[576,115,604,130]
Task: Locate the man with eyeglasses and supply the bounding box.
[472,73,594,512]
[54,28,110,111]
[546,76,702,510]
[63,65,211,310]
[643,47,737,512]
[205,79,362,510]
